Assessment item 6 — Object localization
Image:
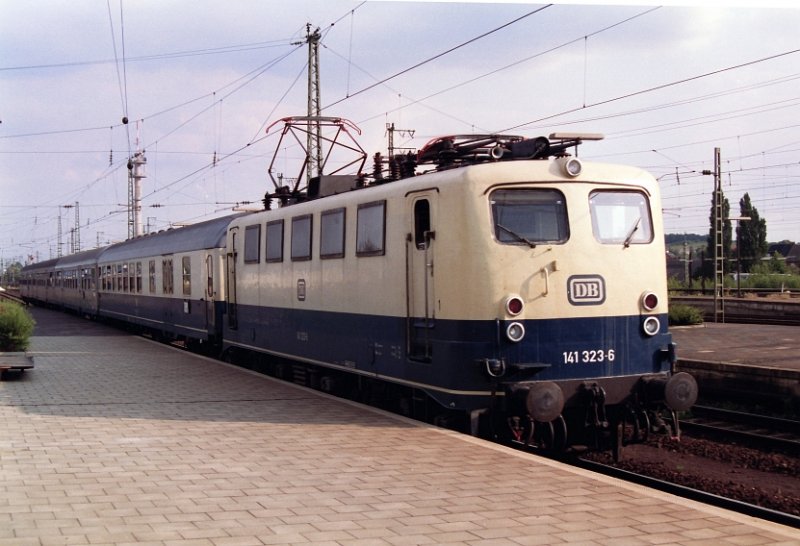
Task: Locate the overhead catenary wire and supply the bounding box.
[499,47,800,134]
[323,4,553,110]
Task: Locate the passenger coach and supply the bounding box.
[95,215,238,348]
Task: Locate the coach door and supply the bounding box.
[406,191,437,362]
[226,228,239,329]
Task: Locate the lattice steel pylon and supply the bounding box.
[712,147,724,323]
[305,24,323,187]
[127,150,146,239]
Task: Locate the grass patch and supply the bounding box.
[669,303,703,326]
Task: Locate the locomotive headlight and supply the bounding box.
[641,291,659,311]
[506,321,526,342]
[564,157,582,177]
[642,316,660,336]
[505,295,524,316]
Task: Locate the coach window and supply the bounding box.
[136,262,143,293]
[291,215,312,261]
[357,200,386,256]
[117,264,123,291]
[162,258,174,295]
[206,255,214,298]
[320,208,345,259]
[182,256,191,296]
[244,224,261,264]
[123,263,130,292]
[266,220,284,263]
[129,262,136,292]
[149,260,156,293]
[490,189,568,245]
[589,191,653,246]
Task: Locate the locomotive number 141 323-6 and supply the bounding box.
[562,349,616,364]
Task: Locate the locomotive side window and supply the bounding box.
[244,224,261,264]
[182,256,191,296]
[589,191,653,245]
[291,215,313,261]
[320,208,346,259]
[490,189,568,245]
[266,220,284,263]
[356,200,386,256]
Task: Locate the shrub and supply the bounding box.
[669,303,703,326]
[0,301,35,351]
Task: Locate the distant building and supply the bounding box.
[767,242,800,267]
[666,250,703,283]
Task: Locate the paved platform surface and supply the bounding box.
[672,322,800,370]
[1,308,798,546]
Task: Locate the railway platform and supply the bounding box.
[1,308,798,545]
[672,322,800,403]
[673,322,800,370]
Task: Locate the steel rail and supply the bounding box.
[571,456,800,529]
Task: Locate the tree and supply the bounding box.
[1,261,23,286]
[737,193,768,272]
[701,190,731,278]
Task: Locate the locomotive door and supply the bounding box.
[406,191,437,362]
[226,228,239,329]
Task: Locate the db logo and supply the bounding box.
[567,275,606,305]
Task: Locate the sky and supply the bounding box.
[1,0,799,265]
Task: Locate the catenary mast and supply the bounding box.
[305,24,322,187]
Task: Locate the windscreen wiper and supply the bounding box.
[623,217,641,248]
[497,224,537,248]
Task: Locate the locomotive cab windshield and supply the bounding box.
[490,189,569,246]
[589,190,653,246]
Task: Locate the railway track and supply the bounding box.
[572,456,800,529]
[0,288,25,305]
[569,405,800,526]
[682,405,800,456]
[671,295,800,326]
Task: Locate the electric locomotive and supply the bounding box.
[221,128,698,454]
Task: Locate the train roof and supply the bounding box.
[21,257,60,273]
[99,214,243,262]
[264,129,609,207]
[54,247,107,270]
